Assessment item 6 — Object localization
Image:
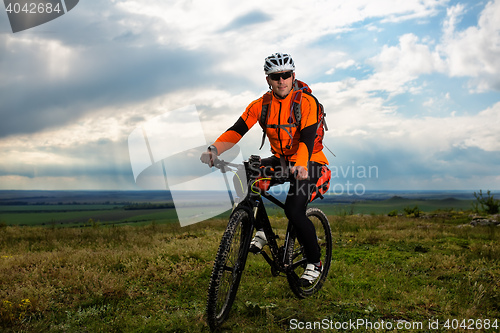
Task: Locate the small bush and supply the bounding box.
[388,210,398,217]
[403,205,421,218]
[472,190,500,215]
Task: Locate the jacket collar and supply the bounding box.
[272,88,294,102]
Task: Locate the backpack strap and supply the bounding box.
[287,89,302,148]
[259,92,273,150]
[291,90,302,125]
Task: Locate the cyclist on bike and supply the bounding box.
[200,53,329,286]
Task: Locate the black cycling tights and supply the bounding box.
[259,156,323,264]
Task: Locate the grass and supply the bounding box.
[0,212,499,332]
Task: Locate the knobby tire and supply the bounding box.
[206,209,252,331]
[286,207,332,298]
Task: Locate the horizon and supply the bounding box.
[1,188,496,200]
[0,189,497,192]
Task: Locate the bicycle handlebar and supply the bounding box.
[212,157,296,183]
[212,158,240,170]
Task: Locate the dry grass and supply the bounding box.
[0,214,499,332]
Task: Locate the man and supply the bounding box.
[200,53,329,286]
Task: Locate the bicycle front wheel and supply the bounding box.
[286,207,332,298]
[206,209,253,331]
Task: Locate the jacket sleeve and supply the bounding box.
[212,98,261,154]
[294,95,318,169]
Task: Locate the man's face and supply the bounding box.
[266,71,295,98]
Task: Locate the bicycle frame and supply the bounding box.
[219,157,306,279]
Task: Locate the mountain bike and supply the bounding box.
[206,155,332,331]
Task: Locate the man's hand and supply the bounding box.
[290,165,308,180]
[200,151,217,167]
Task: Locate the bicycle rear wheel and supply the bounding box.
[286,207,332,298]
[206,209,252,331]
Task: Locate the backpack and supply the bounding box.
[258,80,328,154]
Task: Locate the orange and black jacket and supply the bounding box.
[212,87,328,171]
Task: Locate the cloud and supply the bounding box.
[438,0,500,92]
[370,33,445,79]
[318,73,500,154]
[356,0,500,98]
[1,2,280,140]
[0,0,455,119]
[360,33,450,100]
[218,10,272,32]
[326,59,357,75]
[0,38,226,138]
[378,0,448,23]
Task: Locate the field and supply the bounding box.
[1,208,499,332]
[1,190,499,332]
[0,190,477,227]
[0,190,181,228]
[0,205,179,227]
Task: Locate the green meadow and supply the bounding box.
[1,191,499,332]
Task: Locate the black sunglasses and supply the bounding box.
[268,71,293,81]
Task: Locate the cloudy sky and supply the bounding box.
[0,0,499,191]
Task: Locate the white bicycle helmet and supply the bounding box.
[264,53,295,75]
